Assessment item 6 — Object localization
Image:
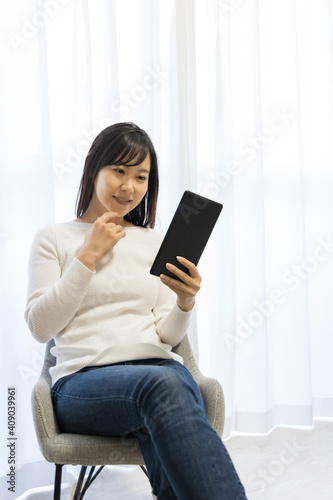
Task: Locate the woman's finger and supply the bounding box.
[160,274,189,292]
[176,256,201,278]
[98,211,119,223]
[165,262,192,284]
[160,274,200,298]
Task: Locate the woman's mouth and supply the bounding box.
[113,196,132,206]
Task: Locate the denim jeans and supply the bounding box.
[51,358,247,500]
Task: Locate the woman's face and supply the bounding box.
[90,153,151,222]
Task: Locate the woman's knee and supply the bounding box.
[140,365,204,413]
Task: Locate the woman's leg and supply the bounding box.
[132,360,247,500]
[135,429,178,499]
[51,359,247,500]
[52,361,179,499]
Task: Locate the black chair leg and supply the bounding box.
[73,465,106,500]
[72,466,87,500]
[54,464,63,500]
[140,465,149,478]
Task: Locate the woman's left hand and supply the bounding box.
[160,256,202,312]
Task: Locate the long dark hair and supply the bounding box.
[75,122,159,228]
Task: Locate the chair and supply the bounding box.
[32,335,225,499]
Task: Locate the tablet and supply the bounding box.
[150,191,223,281]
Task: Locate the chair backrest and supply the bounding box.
[42,338,56,386]
[42,334,199,387]
[173,335,200,378]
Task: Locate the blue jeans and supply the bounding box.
[51,358,247,500]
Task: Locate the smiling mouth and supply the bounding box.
[113,196,132,204]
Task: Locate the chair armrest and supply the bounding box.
[31,375,60,448]
[173,335,225,437]
[194,372,225,437]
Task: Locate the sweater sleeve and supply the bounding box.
[24,226,95,343]
[153,272,193,347]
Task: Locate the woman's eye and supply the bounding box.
[113,169,147,181]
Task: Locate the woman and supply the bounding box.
[25,122,247,499]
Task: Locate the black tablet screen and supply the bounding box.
[150,191,223,281]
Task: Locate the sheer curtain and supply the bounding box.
[1,0,333,496]
[196,0,333,435]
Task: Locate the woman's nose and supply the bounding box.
[121,178,134,191]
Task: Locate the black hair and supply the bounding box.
[75,122,159,228]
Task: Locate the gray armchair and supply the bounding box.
[32,335,225,499]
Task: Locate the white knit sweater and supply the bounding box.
[25,222,192,385]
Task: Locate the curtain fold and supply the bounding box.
[1,0,332,496]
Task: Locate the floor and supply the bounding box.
[224,418,333,500]
[15,418,333,500]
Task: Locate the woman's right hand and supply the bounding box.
[76,212,126,271]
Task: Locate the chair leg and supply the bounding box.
[71,465,104,500]
[140,467,155,500]
[140,465,149,478]
[54,464,63,500]
[72,466,87,500]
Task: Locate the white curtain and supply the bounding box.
[1,0,333,496]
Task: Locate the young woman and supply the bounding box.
[25,122,247,500]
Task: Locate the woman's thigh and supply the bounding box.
[51,358,204,437]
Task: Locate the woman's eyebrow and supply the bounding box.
[115,164,150,173]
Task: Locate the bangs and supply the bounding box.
[105,132,150,167]
[114,145,149,166]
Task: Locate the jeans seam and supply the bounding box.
[52,392,137,403]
